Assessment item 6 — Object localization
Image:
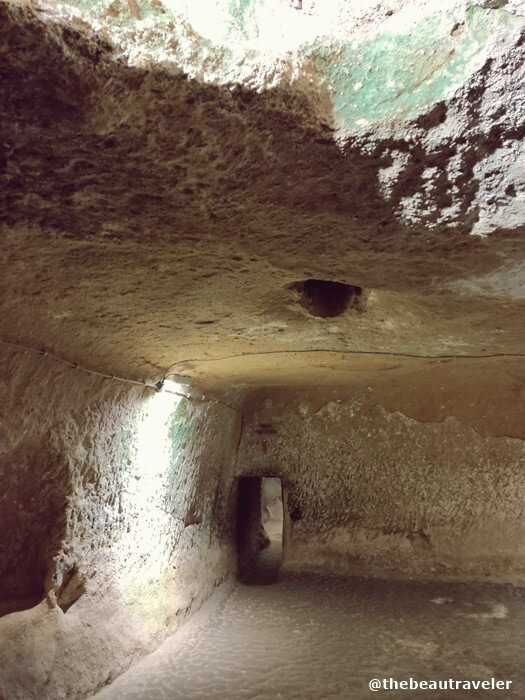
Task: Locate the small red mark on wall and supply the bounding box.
[261,440,268,454]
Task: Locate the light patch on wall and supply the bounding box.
[116,387,183,590]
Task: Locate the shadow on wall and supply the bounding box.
[235,476,269,580]
[0,440,78,616]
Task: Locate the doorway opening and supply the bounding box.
[236,476,283,584]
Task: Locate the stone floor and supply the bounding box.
[93,540,525,700]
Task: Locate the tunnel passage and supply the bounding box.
[236,476,283,584]
[0,440,72,615]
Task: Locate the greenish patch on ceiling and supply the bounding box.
[59,1,522,131]
[71,0,168,26]
[307,6,521,131]
[228,0,254,25]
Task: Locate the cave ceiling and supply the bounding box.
[0,0,524,389]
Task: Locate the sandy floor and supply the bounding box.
[93,533,525,700]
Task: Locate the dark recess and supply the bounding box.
[294,278,363,318]
[236,476,269,580]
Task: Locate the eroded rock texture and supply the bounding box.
[236,361,525,581]
[0,0,524,698]
[0,346,241,698]
[0,0,524,384]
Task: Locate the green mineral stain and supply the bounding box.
[309,6,520,130]
[228,0,253,23]
[72,0,165,26]
[168,397,189,461]
[172,397,188,422]
[63,1,521,131]
[227,0,260,42]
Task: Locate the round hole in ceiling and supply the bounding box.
[292,279,364,318]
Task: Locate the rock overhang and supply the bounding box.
[0,0,523,387]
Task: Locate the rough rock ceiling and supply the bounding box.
[0,0,524,387]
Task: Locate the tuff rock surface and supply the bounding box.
[0,0,524,385]
[0,1,524,698]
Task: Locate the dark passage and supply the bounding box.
[236,476,283,584]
